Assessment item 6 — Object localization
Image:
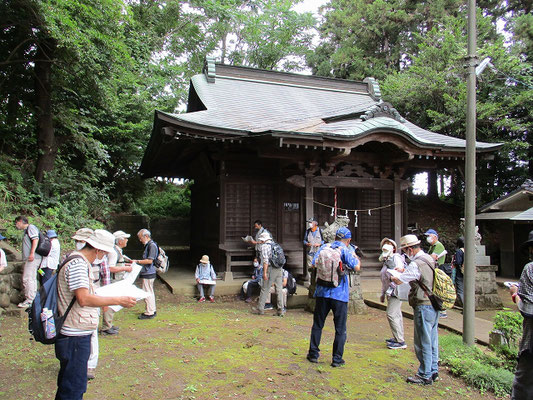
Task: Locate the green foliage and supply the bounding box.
[439,334,515,396]
[491,310,523,369]
[131,180,191,219]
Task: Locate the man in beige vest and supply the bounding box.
[55,229,136,399]
[392,234,439,385]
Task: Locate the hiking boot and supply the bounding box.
[406,375,433,385]
[276,311,285,317]
[102,328,119,335]
[209,296,215,303]
[331,360,345,368]
[385,337,397,344]
[251,307,264,315]
[306,355,318,363]
[264,303,273,310]
[387,341,407,349]
[432,372,439,382]
[87,368,96,380]
[138,313,155,320]
[245,297,252,303]
[198,297,206,302]
[111,325,120,331]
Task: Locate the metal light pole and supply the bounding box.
[463,0,477,346]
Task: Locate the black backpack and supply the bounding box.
[27,229,52,257]
[269,242,286,268]
[27,255,81,344]
[286,271,297,295]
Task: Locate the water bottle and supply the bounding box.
[41,308,56,339]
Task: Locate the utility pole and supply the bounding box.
[463,0,477,345]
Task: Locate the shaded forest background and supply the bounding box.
[0,0,531,241]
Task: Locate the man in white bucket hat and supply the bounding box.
[54,229,137,399]
[391,234,439,386]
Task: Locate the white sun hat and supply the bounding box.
[85,229,115,254]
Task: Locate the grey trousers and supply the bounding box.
[386,295,405,343]
[258,267,284,312]
[512,351,533,400]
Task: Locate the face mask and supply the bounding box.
[253,261,259,267]
[426,237,434,244]
[75,241,85,250]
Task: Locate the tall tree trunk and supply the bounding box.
[34,38,57,183]
[427,169,439,199]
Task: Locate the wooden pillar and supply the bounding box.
[304,176,314,282]
[394,178,402,245]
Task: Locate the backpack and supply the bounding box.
[27,255,81,344]
[315,244,344,288]
[286,271,297,295]
[27,229,52,257]
[269,242,286,268]
[153,243,169,274]
[416,257,457,311]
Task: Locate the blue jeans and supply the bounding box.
[55,334,91,400]
[413,305,439,379]
[308,297,348,364]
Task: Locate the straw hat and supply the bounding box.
[199,255,210,264]
[399,234,421,248]
[84,229,115,254]
[72,228,94,241]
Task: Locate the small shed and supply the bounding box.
[477,179,533,277]
[140,59,500,280]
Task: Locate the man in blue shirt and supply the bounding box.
[306,227,360,367]
[131,229,158,319]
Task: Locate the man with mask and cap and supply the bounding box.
[55,229,137,399]
[306,227,360,368]
[509,230,533,399]
[303,217,324,282]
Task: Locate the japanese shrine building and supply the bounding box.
[140,59,500,279]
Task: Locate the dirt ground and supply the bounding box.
[0,281,506,400]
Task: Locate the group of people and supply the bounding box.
[11,216,163,399]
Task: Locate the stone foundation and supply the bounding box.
[474,264,503,310]
[0,242,24,313]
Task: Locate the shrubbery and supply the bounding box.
[439,334,515,396]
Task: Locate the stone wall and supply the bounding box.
[0,241,24,312]
[475,265,503,310]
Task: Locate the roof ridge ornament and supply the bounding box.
[203,57,216,83]
[363,77,381,101]
[361,101,406,123]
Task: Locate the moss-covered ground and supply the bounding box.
[0,281,505,400]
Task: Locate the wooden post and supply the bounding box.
[394,178,402,245]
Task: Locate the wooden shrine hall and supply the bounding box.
[140,58,500,280]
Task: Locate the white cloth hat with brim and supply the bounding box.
[113,230,131,240]
[72,228,94,241]
[258,232,272,242]
[400,234,421,248]
[380,243,395,259]
[200,255,210,264]
[85,229,115,254]
[380,237,397,251]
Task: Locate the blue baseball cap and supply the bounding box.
[424,229,438,237]
[0,233,5,240]
[336,227,352,239]
[46,230,58,238]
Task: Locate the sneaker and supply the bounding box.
[387,341,407,349]
[440,311,448,319]
[331,359,345,368]
[385,338,397,344]
[111,325,120,331]
[245,297,252,303]
[406,375,432,385]
[87,368,96,380]
[138,313,155,320]
[102,328,119,335]
[264,303,273,310]
[432,372,439,382]
[209,296,215,303]
[276,311,285,317]
[198,297,206,302]
[306,355,318,363]
[17,300,32,308]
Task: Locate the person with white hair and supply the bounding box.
[131,229,158,319]
[55,229,137,399]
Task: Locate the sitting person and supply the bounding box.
[265,268,289,311]
[242,258,263,303]
[195,255,217,303]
